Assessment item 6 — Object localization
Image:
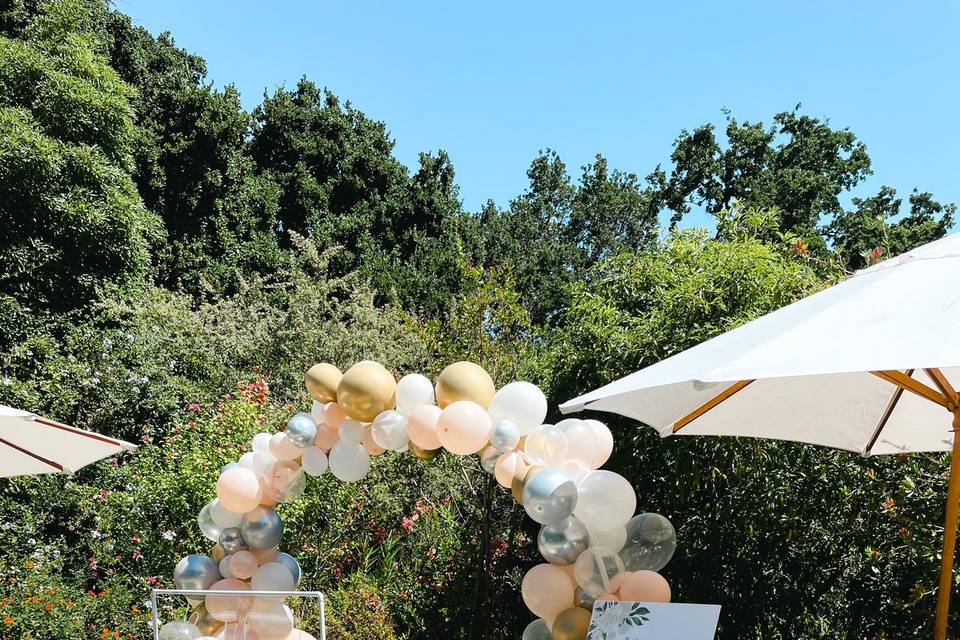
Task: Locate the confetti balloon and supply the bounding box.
[435,361,495,408]
[300,447,328,476]
[304,363,342,403]
[538,516,591,565]
[329,441,370,482]
[437,400,491,455]
[174,554,220,592]
[521,563,575,620]
[159,620,203,640]
[618,570,671,602]
[573,547,625,595]
[284,413,317,448]
[488,381,548,435]
[489,418,521,452]
[371,410,409,451]
[407,404,442,450]
[522,468,578,525]
[395,373,435,415]
[240,507,284,550]
[620,513,677,572]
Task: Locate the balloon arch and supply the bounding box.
[166,361,677,640]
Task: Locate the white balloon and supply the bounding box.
[252,432,273,456]
[329,442,370,482]
[557,419,598,467]
[574,471,637,530]
[310,400,326,425]
[371,410,409,451]
[584,419,614,469]
[396,374,435,415]
[252,451,276,475]
[251,562,296,592]
[238,452,256,470]
[338,419,364,445]
[210,498,243,529]
[559,458,590,483]
[300,446,329,477]
[488,381,548,436]
[249,599,295,639]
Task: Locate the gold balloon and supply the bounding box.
[435,361,496,408]
[512,464,544,504]
[190,603,224,636]
[211,543,226,562]
[305,363,342,403]
[552,606,591,640]
[336,361,397,422]
[408,440,441,461]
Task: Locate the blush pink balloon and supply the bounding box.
[285,631,318,640]
[269,433,301,461]
[618,570,671,602]
[595,592,620,601]
[216,467,263,514]
[437,401,491,455]
[313,425,339,450]
[360,426,386,455]
[229,550,258,580]
[217,623,262,640]
[205,578,253,623]
[521,563,575,620]
[251,547,279,564]
[323,402,346,429]
[406,405,442,450]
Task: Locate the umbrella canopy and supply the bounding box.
[560,231,960,639]
[0,404,136,477]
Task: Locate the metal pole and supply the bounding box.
[151,589,159,638]
[935,414,960,640]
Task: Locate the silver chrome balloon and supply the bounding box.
[197,501,223,543]
[275,552,302,585]
[538,515,590,565]
[522,468,578,525]
[574,586,597,611]
[620,512,677,572]
[240,506,284,550]
[285,412,318,448]
[490,418,521,452]
[173,554,220,591]
[218,527,248,554]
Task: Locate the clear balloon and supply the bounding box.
[573,547,625,595]
[489,418,521,452]
[524,424,569,467]
[218,527,248,555]
[479,444,500,474]
[216,467,263,514]
[583,419,613,469]
[618,570,671,602]
[620,513,677,572]
[328,441,370,482]
[556,419,598,467]
[174,554,220,592]
[300,447,328,476]
[407,404,442,450]
[538,516,590,565]
[266,460,306,503]
[284,413,317,449]
[371,410,409,451]
[396,373,435,415]
[338,419,364,445]
[210,499,243,529]
[521,563,575,620]
[275,552,302,586]
[198,502,223,543]
[240,507,284,550]
[437,401,491,455]
[523,468,578,525]
[159,620,202,640]
[573,471,636,531]
[488,381,548,435]
[251,561,296,592]
[521,618,553,640]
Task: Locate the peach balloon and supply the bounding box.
[595,592,619,601]
[494,450,528,489]
[618,570,671,602]
[285,631,318,640]
[211,544,226,562]
[360,425,386,455]
[217,623,262,640]
[437,401,491,455]
[205,578,252,623]
[407,405,442,450]
[521,563,575,620]
[313,425,339,450]
[323,402,346,430]
[216,467,263,514]
[251,547,279,564]
[269,433,301,461]
[229,550,258,580]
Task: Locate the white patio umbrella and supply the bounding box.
[0,404,137,477]
[560,231,960,639]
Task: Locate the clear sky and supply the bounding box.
[121,0,959,228]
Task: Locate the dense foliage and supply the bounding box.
[0,0,957,638]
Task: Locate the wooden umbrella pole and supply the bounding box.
[935,413,960,640]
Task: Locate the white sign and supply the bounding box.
[587,601,721,639]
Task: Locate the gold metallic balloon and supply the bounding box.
[552,606,591,640]
[190,603,224,636]
[435,361,495,409]
[305,363,342,403]
[336,361,397,422]
[211,543,226,562]
[512,464,544,504]
[408,440,441,461]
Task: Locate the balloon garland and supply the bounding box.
[165,361,677,640]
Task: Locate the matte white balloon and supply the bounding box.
[488,381,548,435]
[574,470,637,530]
[371,410,409,451]
[587,523,627,553]
[300,446,329,476]
[338,419,364,445]
[396,373,435,415]
[238,452,256,470]
[329,441,370,482]
[310,400,326,424]
[584,419,614,469]
[252,432,273,455]
[556,419,599,467]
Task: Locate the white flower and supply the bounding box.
[161,530,175,541]
[90,530,101,539]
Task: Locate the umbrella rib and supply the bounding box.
[673,380,754,433]
[32,417,136,449]
[0,436,64,472]
[925,368,959,412]
[871,370,952,409]
[864,369,913,456]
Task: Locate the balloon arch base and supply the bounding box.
[150,589,326,640]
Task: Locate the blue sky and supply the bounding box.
[121,1,959,228]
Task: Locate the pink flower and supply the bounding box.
[401,516,416,532]
[147,577,158,586]
[132,549,143,559]
[187,403,201,413]
[131,535,141,543]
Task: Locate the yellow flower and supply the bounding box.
[3,616,13,625]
